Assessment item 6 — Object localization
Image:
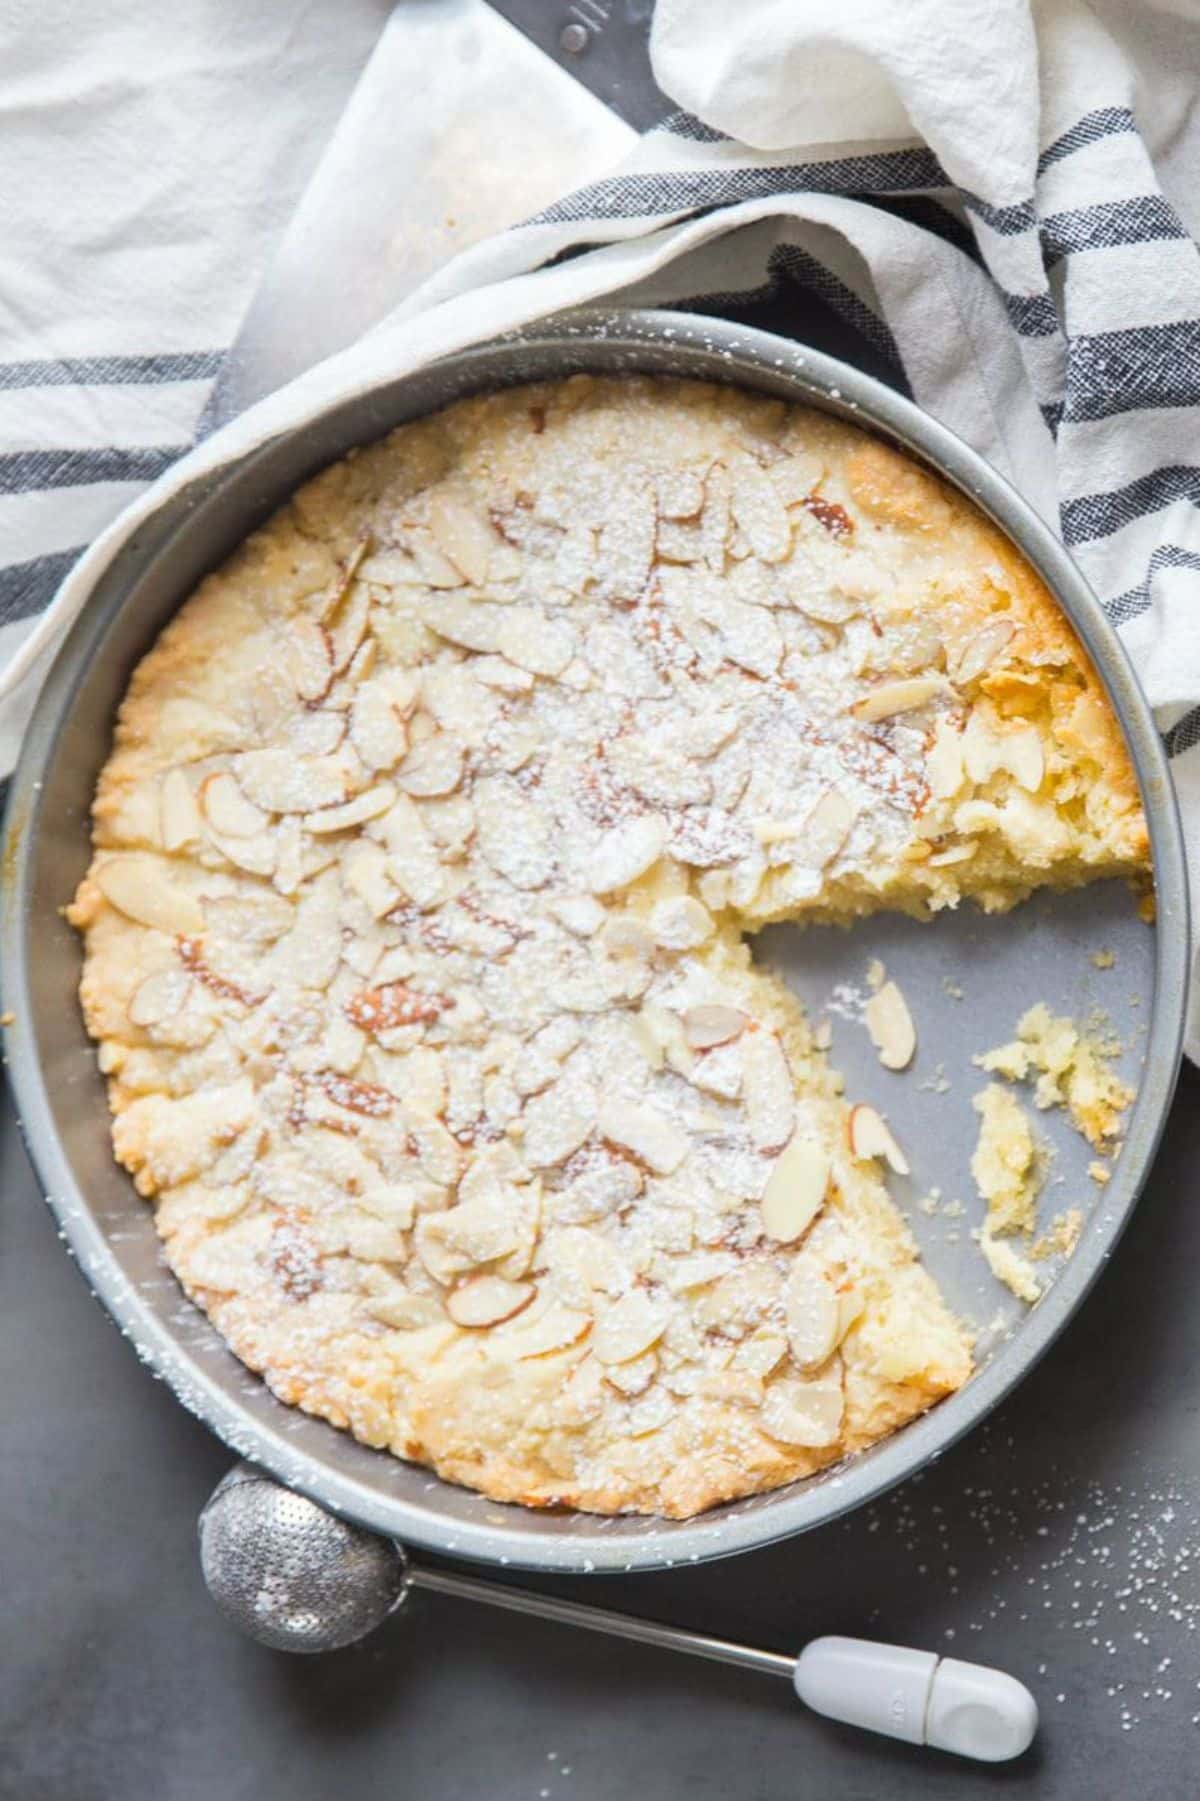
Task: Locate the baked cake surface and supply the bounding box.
[68,376,1148,1517]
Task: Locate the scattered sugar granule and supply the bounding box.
[1089,1160,1112,1187]
[827,981,868,1022]
[975,1002,1134,1150]
[941,975,965,1000]
[1091,948,1116,970]
[1031,1208,1084,1262]
[918,1061,951,1095]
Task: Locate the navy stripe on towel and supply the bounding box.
[0,546,85,626]
[1062,465,1200,545]
[0,445,186,495]
[0,351,223,392]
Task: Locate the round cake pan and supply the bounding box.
[1,310,1187,1573]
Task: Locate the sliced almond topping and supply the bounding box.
[206,827,278,878]
[364,1282,446,1331]
[344,843,401,918]
[592,1290,670,1365]
[287,617,334,702]
[447,1275,535,1329]
[700,462,731,572]
[732,1330,789,1379]
[657,522,701,569]
[234,750,347,814]
[584,814,667,894]
[597,1098,688,1175]
[521,1081,597,1169]
[329,581,370,674]
[421,597,504,657]
[741,1030,796,1152]
[682,1004,747,1049]
[200,772,270,839]
[694,1369,764,1407]
[836,1287,865,1346]
[784,1256,839,1368]
[950,616,1016,685]
[396,734,464,798]
[129,967,193,1027]
[401,525,463,589]
[760,1136,830,1242]
[292,710,346,758]
[627,1389,677,1437]
[864,979,917,1071]
[318,540,369,624]
[160,769,202,852]
[770,450,825,505]
[475,781,556,890]
[94,855,204,935]
[802,787,856,868]
[272,815,303,894]
[358,1184,418,1230]
[496,608,575,678]
[510,1304,593,1359]
[305,782,396,835]
[599,477,657,600]
[848,1103,910,1175]
[927,839,978,867]
[605,1349,658,1396]
[547,893,607,938]
[926,717,964,800]
[427,490,499,587]
[657,468,705,519]
[761,1369,845,1447]
[650,895,714,950]
[731,468,792,563]
[349,681,409,772]
[473,655,535,694]
[851,676,946,723]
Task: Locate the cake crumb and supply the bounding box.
[1091,948,1115,969]
[918,1061,951,1095]
[1089,1160,1112,1187]
[971,1084,1044,1238]
[813,1016,833,1050]
[1031,1208,1083,1262]
[975,1002,1134,1150]
[866,957,887,991]
[977,1229,1041,1303]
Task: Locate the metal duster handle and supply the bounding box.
[199,1464,1037,1763]
[410,1563,795,1682]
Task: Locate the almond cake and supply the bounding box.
[68,375,1150,1518]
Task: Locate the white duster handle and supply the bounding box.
[794,1636,1038,1762]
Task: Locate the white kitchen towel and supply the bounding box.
[3,0,1200,1048]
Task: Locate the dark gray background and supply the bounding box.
[4,1066,1200,1801]
[7,6,1200,1799]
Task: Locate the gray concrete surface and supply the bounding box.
[3,1060,1199,1800]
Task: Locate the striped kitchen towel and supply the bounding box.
[3,0,1199,1045]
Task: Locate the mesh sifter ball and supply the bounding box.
[198,1464,411,1652]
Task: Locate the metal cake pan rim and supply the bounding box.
[2,307,1187,1573]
